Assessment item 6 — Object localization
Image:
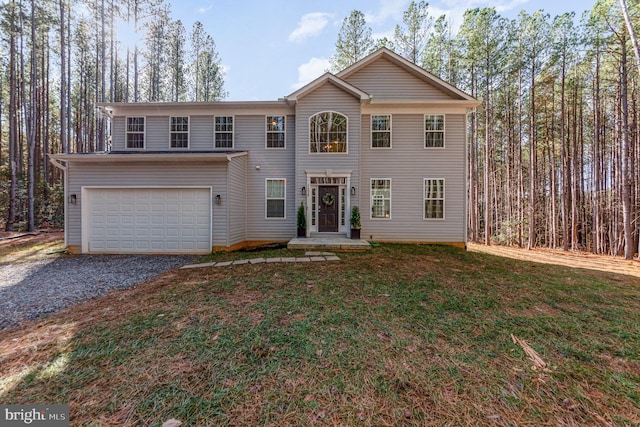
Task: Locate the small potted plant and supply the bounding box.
[350,205,361,239]
[297,202,306,237]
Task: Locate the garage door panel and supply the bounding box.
[85,188,211,254]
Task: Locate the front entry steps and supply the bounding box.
[287,236,371,251]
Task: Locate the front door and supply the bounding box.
[318,186,339,232]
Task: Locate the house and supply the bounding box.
[50,48,480,254]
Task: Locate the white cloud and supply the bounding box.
[365,0,410,24]
[291,57,331,91]
[197,5,213,14]
[289,12,332,42]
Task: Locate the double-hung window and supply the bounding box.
[371,179,391,219]
[424,178,445,219]
[266,116,285,148]
[266,179,286,219]
[371,115,391,148]
[170,116,189,149]
[126,117,145,149]
[425,114,445,148]
[215,116,233,148]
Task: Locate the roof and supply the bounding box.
[337,47,478,103]
[50,151,248,163]
[285,73,371,103]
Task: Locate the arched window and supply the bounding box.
[309,111,347,153]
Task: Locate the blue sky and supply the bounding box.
[168,0,593,101]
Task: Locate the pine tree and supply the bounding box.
[329,10,374,72]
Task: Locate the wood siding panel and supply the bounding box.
[146,116,170,150]
[344,58,452,101]
[360,113,466,242]
[227,156,247,246]
[191,115,214,150]
[295,83,361,209]
[66,162,228,248]
[240,115,296,240]
[112,116,125,150]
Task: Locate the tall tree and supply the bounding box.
[458,7,506,245]
[393,0,433,63]
[422,15,458,84]
[329,10,374,72]
[166,19,187,102]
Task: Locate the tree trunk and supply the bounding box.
[619,37,634,259]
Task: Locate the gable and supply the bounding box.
[286,73,370,103]
[342,56,453,101]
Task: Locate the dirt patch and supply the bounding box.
[0,230,65,262]
[468,242,640,278]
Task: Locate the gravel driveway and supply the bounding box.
[0,255,192,330]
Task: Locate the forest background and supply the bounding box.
[0,0,639,259]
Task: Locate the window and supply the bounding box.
[424,179,445,219]
[266,179,286,219]
[126,117,145,149]
[310,111,347,153]
[425,114,445,148]
[371,115,391,148]
[266,116,285,148]
[371,179,391,219]
[170,116,189,148]
[215,116,233,148]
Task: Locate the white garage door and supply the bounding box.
[83,188,212,254]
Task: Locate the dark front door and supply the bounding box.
[318,186,339,232]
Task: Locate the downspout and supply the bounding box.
[49,156,68,248]
[464,108,472,250]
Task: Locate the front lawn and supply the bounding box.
[1,244,639,425]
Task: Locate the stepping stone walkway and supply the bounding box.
[180,252,340,269]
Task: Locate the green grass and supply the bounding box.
[1,244,639,426]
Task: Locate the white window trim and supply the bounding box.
[169,116,190,149]
[308,111,348,155]
[424,114,445,149]
[214,115,234,149]
[423,178,446,220]
[125,116,146,150]
[265,115,286,149]
[265,178,286,220]
[371,114,392,149]
[370,178,392,220]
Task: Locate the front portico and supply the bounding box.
[303,171,354,237]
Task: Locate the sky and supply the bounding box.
[168,0,593,101]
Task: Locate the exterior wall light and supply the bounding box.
[216,194,222,204]
[70,194,77,204]
[351,186,356,196]
[301,186,306,196]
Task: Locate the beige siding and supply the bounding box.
[66,161,228,248]
[360,113,466,242]
[295,83,361,208]
[191,115,214,150]
[344,57,452,101]
[112,116,125,150]
[227,156,247,246]
[146,116,170,150]
[240,115,296,240]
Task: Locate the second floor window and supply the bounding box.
[425,114,445,148]
[371,115,391,148]
[170,116,189,149]
[126,117,145,149]
[266,116,285,148]
[310,111,347,153]
[215,116,233,148]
